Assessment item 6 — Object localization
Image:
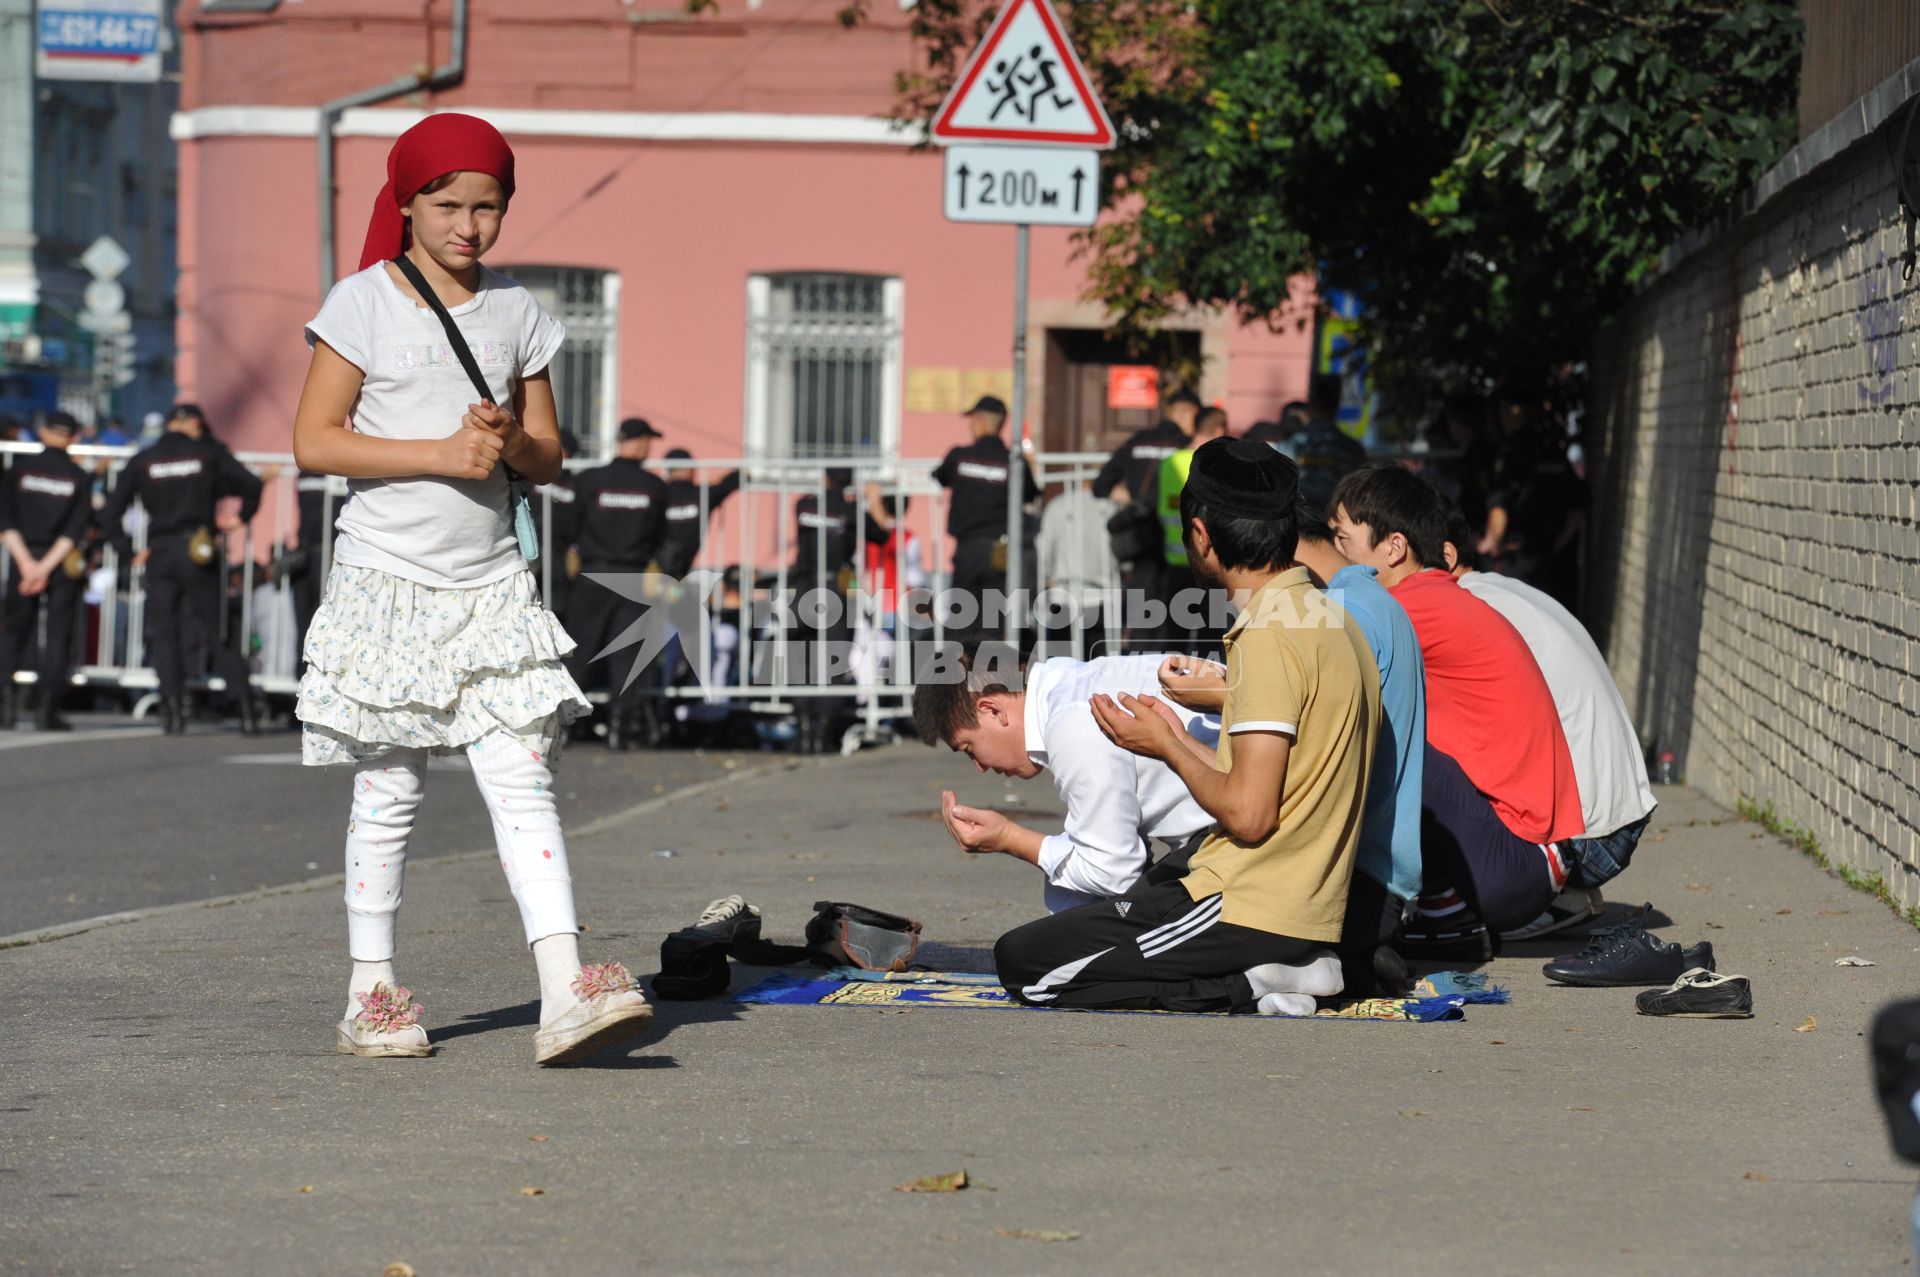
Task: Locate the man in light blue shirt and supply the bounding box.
[1292,504,1426,992]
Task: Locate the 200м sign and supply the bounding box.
[942,146,1101,228]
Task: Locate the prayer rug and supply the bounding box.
[734,969,1507,1022]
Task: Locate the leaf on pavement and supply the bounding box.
[528,1135,548,1142]
[519,1186,546,1196]
[1744,1171,1768,1181]
[383,1265,417,1277]
[996,1228,1080,1242]
[1792,1016,1817,1033]
[1835,956,1876,967]
[296,1185,313,1193]
[895,1170,968,1193]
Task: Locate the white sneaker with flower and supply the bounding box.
[335,982,432,1058]
[533,961,655,1066]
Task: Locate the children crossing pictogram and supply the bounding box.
[931,0,1115,148]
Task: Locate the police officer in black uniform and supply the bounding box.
[932,395,1036,610]
[0,411,93,730]
[656,448,740,579]
[290,466,345,675]
[1241,399,1308,449]
[1092,386,1197,649]
[781,466,887,753]
[564,417,668,748]
[534,428,582,618]
[1092,386,1198,506]
[101,403,264,734]
[1291,373,1368,517]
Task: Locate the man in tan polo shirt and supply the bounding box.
[992,439,1381,1015]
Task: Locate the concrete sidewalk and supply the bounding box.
[2,743,1913,1275]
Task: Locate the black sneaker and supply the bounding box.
[1543,924,1714,987]
[1500,886,1605,943]
[1635,968,1754,1018]
[1397,908,1495,961]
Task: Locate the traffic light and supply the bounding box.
[108,332,137,387]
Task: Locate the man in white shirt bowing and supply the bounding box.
[913,643,1220,913]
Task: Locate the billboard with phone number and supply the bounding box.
[36,0,163,84]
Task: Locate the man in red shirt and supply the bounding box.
[1328,465,1583,947]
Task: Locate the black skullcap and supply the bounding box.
[1185,437,1299,520]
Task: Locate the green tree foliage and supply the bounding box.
[892,0,1801,406]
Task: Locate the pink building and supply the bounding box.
[174,0,1313,468]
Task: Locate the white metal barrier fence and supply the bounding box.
[0,442,1125,736]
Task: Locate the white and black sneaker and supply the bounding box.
[1501,886,1605,943]
[1635,967,1754,1019]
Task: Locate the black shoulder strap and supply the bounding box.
[391,255,493,404]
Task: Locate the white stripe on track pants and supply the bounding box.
[992,873,1320,1013]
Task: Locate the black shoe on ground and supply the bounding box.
[1501,886,1605,943]
[1636,967,1753,1018]
[236,692,262,736]
[1543,925,1714,987]
[1397,908,1495,961]
[163,695,190,735]
[34,703,71,732]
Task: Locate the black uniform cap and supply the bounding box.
[619,417,662,440]
[1185,437,1300,520]
[962,395,1008,419]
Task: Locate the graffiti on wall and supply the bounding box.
[1859,251,1901,406]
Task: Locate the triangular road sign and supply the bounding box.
[930,0,1115,149]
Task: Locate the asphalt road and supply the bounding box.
[0,714,753,939]
[3,742,1915,1275]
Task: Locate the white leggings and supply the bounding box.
[343,731,579,961]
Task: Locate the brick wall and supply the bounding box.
[1589,110,1920,900]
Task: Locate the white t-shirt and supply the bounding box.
[305,263,566,587]
[1022,654,1221,912]
[1458,571,1656,838]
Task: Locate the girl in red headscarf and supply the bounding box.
[292,113,653,1065]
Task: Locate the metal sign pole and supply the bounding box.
[1003,222,1029,649]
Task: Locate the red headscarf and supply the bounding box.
[356,113,517,273]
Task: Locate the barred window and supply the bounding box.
[505,266,621,459]
[745,273,903,461]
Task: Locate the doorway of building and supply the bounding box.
[1040,327,1203,458]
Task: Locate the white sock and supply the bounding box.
[1245,949,1345,999]
[1256,992,1318,1016]
[532,932,583,1027]
[345,959,396,1021]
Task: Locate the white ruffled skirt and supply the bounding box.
[297,563,590,767]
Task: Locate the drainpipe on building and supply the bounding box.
[316,0,468,296]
